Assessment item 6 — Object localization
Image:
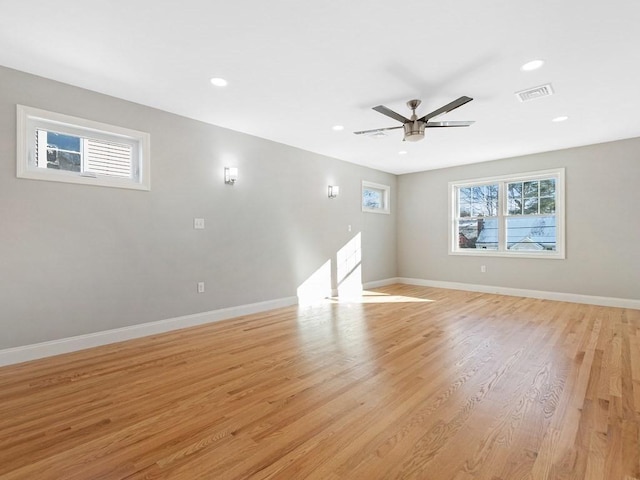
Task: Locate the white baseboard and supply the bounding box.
[363,278,401,289]
[394,277,640,310]
[3,279,638,368]
[0,296,298,367]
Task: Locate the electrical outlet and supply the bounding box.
[480,265,487,273]
[348,224,352,232]
[197,282,205,293]
[194,218,205,230]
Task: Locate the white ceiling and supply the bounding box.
[2,1,639,174]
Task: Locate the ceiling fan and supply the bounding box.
[354,96,474,142]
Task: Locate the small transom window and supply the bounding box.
[362,181,390,214]
[17,105,150,190]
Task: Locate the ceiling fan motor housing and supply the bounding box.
[403,121,426,142]
[354,96,473,141]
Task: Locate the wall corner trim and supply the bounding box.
[0,296,298,367]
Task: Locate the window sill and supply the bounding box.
[449,250,565,260]
[362,207,390,215]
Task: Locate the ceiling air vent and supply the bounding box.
[515,83,554,102]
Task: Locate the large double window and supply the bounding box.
[449,169,565,258]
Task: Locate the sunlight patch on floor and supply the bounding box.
[329,290,435,304]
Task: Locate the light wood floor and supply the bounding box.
[0,285,638,480]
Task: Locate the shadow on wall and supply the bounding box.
[297,232,363,305]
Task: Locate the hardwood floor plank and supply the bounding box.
[0,286,637,479]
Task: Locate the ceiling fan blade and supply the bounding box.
[372,105,410,124]
[419,96,473,122]
[425,120,475,128]
[354,126,403,135]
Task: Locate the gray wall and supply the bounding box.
[0,66,397,349]
[3,64,637,351]
[397,138,640,301]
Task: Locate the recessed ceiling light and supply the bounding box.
[552,116,569,122]
[332,125,344,131]
[520,60,545,71]
[210,77,228,87]
[398,150,408,155]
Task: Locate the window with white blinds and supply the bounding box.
[18,105,150,190]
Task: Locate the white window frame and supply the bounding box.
[362,181,390,214]
[448,168,565,259]
[17,105,150,191]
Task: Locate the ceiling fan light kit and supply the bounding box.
[355,96,474,142]
[403,121,426,142]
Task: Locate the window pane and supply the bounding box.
[458,187,472,217]
[47,149,81,172]
[524,181,538,198]
[507,182,523,215]
[484,184,498,216]
[37,130,82,172]
[514,177,557,215]
[458,217,498,249]
[524,198,539,215]
[508,197,522,215]
[46,132,81,153]
[362,181,390,214]
[470,184,498,217]
[363,188,382,209]
[540,197,555,213]
[508,182,522,196]
[540,179,555,196]
[506,215,556,251]
[459,205,471,217]
[458,219,478,248]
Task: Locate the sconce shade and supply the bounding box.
[225,167,238,184]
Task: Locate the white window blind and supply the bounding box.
[84,138,133,178]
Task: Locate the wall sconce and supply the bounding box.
[224,167,238,185]
[328,185,340,198]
